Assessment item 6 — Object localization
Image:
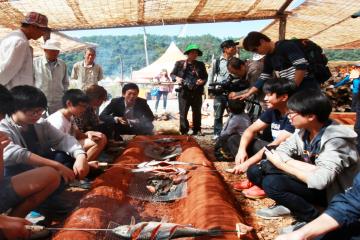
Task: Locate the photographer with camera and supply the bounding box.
[208,40,238,140]
[170,44,207,136]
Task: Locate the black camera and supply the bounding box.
[208,75,249,96]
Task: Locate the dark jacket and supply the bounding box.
[325,172,360,227]
[99,97,154,126]
[171,59,208,94]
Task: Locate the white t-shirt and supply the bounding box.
[47,111,78,136]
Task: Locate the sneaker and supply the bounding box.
[256,205,291,219]
[212,135,220,140]
[26,211,45,224]
[243,185,266,199]
[232,179,254,191]
[279,221,306,235]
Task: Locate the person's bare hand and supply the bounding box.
[0,131,10,153]
[86,131,102,141]
[238,91,251,101]
[54,163,75,183]
[235,149,248,165]
[231,162,250,174]
[115,117,128,125]
[1,216,31,240]
[196,79,205,86]
[73,154,89,179]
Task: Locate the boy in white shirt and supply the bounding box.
[48,89,107,163]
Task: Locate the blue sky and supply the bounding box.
[63,0,304,39]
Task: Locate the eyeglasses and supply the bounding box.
[287,111,300,119]
[24,108,46,117]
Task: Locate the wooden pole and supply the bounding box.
[279,14,287,40]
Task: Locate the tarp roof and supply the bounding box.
[0,0,293,31]
[1,0,360,50]
[132,42,186,81]
[262,0,360,49]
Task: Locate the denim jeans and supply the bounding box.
[247,163,327,222]
[213,95,228,135]
[155,91,169,111]
[319,221,360,240]
[226,134,269,158]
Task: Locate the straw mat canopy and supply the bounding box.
[261,0,360,49]
[0,0,293,30]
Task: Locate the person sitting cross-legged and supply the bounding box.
[227,78,296,202]
[47,89,107,164]
[0,85,61,240]
[251,90,360,234]
[0,86,89,203]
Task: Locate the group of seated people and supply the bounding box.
[1,76,360,239]
[214,77,360,239]
[0,82,155,239]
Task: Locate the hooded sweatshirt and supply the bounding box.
[275,122,360,201]
[0,115,85,167]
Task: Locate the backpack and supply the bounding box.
[291,39,332,84]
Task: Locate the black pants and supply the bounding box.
[247,162,327,222]
[226,134,270,158]
[178,90,203,134]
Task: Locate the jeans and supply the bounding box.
[155,91,169,111]
[178,89,203,134]
[213,95,228,135]
[356,95,360,154]
[247,163,327,222]
[319,221,360,240]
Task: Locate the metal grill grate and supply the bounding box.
[127,172,187,202]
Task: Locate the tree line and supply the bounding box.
[60,34,360,78]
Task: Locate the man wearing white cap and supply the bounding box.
[0,12,50,89]
[34,39,69,114]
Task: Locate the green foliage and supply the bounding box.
[60,35,238,77]
[325,49,360,61]
[60,34,360,78]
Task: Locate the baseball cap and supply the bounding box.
[220,40,239,49]
[21,12,50,29]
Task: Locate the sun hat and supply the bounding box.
[42,39,61,51]
[184,44,203,56]
[21,12,49,29]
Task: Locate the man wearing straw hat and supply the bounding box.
[0,12,50,89]
[34,39,69,114]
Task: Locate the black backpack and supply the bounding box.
[291,39,332,84]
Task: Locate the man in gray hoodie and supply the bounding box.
[248,90,360,234]
[0,86,89,182]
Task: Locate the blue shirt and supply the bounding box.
[260,108,295,140]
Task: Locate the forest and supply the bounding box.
[60,34,360,78]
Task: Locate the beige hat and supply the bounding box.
[42,39,61,51]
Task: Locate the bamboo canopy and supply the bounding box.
[262,0,360,49]
[1,0,360,50]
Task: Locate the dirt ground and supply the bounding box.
[46,117,293,240]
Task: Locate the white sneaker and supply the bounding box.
[212,135,220,140]
[279,221,306,235]
[256,205,291,219]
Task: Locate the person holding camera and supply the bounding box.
[208,40,238,140]
[170,44,207,136]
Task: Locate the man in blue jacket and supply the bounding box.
[276,172,360,240]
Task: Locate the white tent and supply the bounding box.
[132,42,186,82]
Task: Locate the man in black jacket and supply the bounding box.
[171,44,208,135]
[100,83,154,138]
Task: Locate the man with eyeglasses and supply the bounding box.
[208,40,239,140]
[0,12,50,89]
[238,31,320,101]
